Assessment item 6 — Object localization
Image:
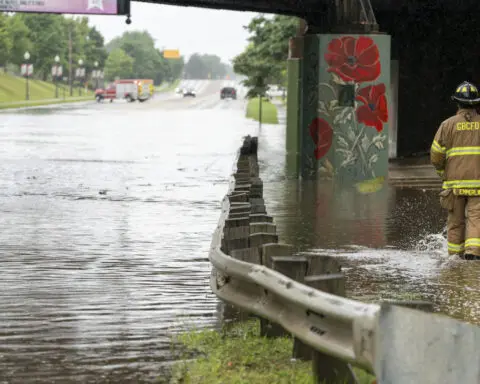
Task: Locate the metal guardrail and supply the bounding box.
[208,136,480,383]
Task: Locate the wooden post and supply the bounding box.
[249,233,278,248]
[302,255,359,383]
[230,247,261,264]
[249,214,274,223]
[228,192,248,203]
[250,177,263,198]
[250,222,276,234]
[222,217,250,255]
[249,197,267,214]
[257,244,297,337]
[266,256,308,338]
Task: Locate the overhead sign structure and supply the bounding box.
[163,50,180,59]
[0,0,130,15]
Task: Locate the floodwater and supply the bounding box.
[0,80,254,383]
[0,79,478,384]
[258,118,480,326]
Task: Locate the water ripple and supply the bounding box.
[0,96,257,383]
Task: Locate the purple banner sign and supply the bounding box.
[0,0,118,15]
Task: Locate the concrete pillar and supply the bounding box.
[285,36,303,177]
[299,33,391,190]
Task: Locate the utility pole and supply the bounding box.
[69,24,73,97]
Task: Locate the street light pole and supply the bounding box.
[77,59,84,96]
[62,77,67,100]
[52,55,61,98]
[23,51,31,101]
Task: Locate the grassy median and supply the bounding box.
[169,320,376,384]
[246,97,279,124]
[156,79,181,93]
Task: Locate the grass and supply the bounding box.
[246,97,279,124]
[275,95,287,106]
[156,79,181,93]
[0,73,93,103]
[169,320,376,384]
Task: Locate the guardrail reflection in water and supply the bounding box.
[208,136,480,384]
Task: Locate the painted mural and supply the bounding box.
[304,34,390,189]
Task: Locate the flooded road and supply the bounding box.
[0,80,255,383]
[258,120,480,326]
[0,80,478,383]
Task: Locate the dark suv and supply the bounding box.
[220,87,237,100]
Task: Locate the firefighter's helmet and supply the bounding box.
[452,81,480,105]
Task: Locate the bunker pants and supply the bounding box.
[447,195,480,256]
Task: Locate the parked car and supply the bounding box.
[220,87,237,100]
[183,88,196,97]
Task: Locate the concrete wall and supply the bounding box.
[389,60,399,159]
[377,9,480,157]
[286,58,301,176]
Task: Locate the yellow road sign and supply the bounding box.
[163,49,180,59]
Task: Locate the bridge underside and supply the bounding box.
[137,0,480,19]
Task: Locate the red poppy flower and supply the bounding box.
[324,36,380,83]
[356,84,388,132]
[309,118,333,159]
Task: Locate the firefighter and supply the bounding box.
[431,81,480,260]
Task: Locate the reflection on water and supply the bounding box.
[258,122,480,326]
[0,101,256,383]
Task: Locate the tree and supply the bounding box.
[105,31,184,84]
[0,13,12,67]
[85,26,108,74]
[0,13,182,87]
[184,53,230,79]
[234,44,271,98]
[233,15,298,92]
[22,14,67,80]
[104,48,134,80]
[168,55,185,81]
[5,14,30,66]
[184,53,208,79]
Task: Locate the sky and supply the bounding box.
[86,2,258,65]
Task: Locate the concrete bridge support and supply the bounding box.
[286,5,391,191]
[285,37,303,177]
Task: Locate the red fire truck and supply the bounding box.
[95,79,154,103]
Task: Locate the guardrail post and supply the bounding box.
[249,233,279,248]
[249,213,274,223]
[228,191,248,203]
[222,216,250,254]
[303,256,359,384]
[258,244,297,337]
[270,256,308,342]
